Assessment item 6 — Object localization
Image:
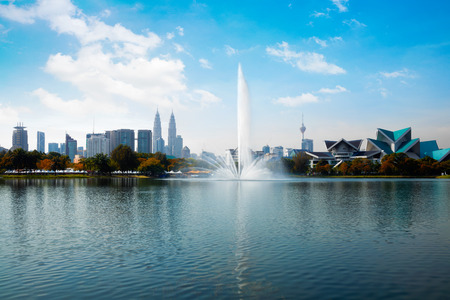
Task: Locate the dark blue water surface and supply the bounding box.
[0,178,449,299]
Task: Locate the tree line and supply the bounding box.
[0,145,190,177]
[282,152,449,176]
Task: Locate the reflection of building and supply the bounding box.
[37,131,45,153]
[12,123,28,151]
[65,134,77,162]
[137,130,152,154]
[86,133,110,157]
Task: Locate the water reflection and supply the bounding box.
[0,178,449,299]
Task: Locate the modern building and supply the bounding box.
[173,135,183,158]
[86,133,110,157]
[262,145,270,155]
[182,146,191,159]
[60,143,66,155]
[155,137,165,153]
[12,123,28,151]
[107,129,135,153]
[300,114,313,152]
[37,131,45,153]
[367,127,450,162]
[48,143,59,153]
[137,130,152,154]
[153,109,162,153]
[168,111,177,156]
[65,134,77,162]
[271,146,284,158]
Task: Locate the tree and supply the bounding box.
[314,160,332,175]
[138,157,165,176]
[110,145,139,172]
[292,152,310,174]
[92,153,114,174]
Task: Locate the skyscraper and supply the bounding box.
[153,109,162,153]
[37,131,45,153]
[137,130,152,154]
[12,123,28,151]
[65,134,77,162]
[173,135,183,158]
[168,111,176,155]
[86,133,110,157]
[48,143,59,153]
[106,129,135,153]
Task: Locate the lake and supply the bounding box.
[0,178,449,299]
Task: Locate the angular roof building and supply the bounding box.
[367,127,450,162]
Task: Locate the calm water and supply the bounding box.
[0,178,449,299]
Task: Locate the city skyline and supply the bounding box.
[0,0,449,154]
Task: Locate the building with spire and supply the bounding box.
[153,109,162,153]
[300,114,313,152]
[168,111,177,156]
[12,123,28,151]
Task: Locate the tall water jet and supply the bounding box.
[208,64,273,180]
[237,63,252,176]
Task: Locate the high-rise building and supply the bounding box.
[181,146,190,159]
[60,143,66,155]
[48,143,59,153]
[12,123,28,151]
[153,109,162,153]
[107,129,135,153]
[37,131,45,153]
[300,114,313,152]
[65,134,77,162]
[168,111,176,155]
[262,145,270,154]
[137,130,152,154]
[155,137,165,153]
[173,135,183,158]
[86,133,110,157]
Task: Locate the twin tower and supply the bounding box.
[153,109,183,157]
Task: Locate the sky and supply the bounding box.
[0,0,449,155]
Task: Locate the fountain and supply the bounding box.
[210,64,273,180]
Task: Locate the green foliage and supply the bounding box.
[84,153,114,174]
[292,152,310,174]
[138,157,165,176]
[110,145,139,172]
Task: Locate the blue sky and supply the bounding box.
[0,0,449,154]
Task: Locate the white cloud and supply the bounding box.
[275,93,319,107]
[379,87,389,98]
[176,26,184,36]
[199,58,212,69]
[266,41,346,74]
[32,88,127,114]
[0,103,19,124]
[166,32,174,40]
[311,11,327,18]
[225,45,237,56]
[191,89,221,108]
[1,0,221,114]
[173,43,185,53]
[343,19,366,28]
[332,0,349,12]
[380,68,415,79]
[311,37,327,47]
[317,85,347,94]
